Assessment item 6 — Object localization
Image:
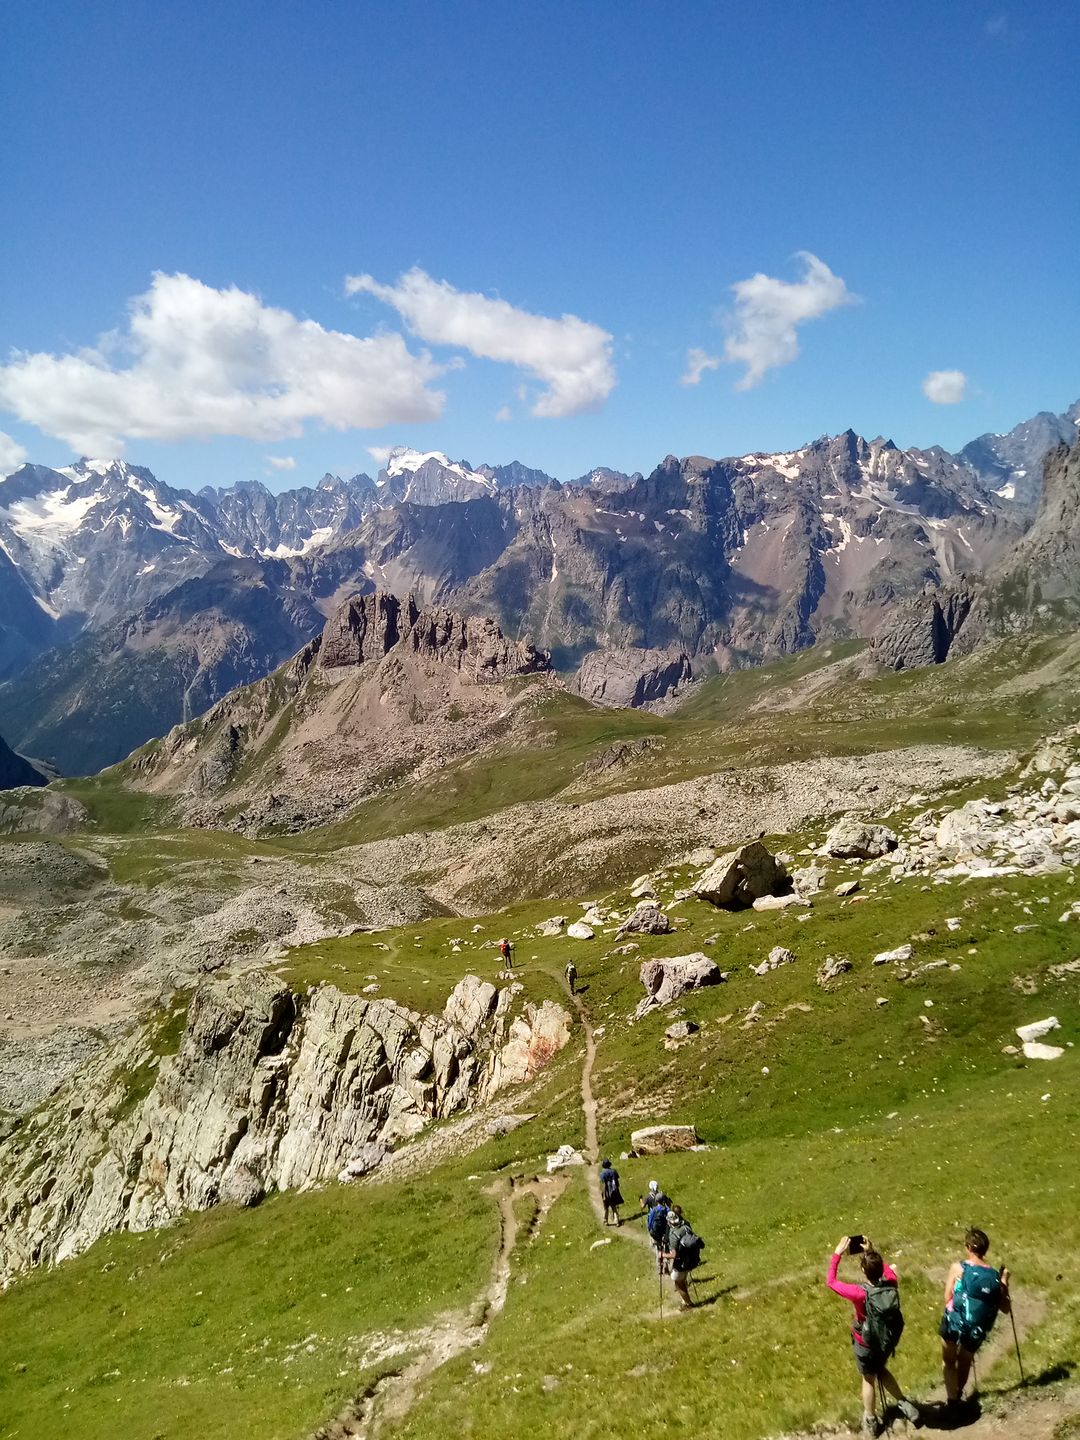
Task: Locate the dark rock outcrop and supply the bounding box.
[573,647,692,708]
[870,586,977,670]
[0,731,46,790]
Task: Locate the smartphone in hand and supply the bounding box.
[848,1235,865,1254]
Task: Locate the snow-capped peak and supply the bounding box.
[380,447,495,491]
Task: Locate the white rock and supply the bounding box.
[566,922,595,940]
[1016,1016,1061,1043]
[873,943,913,965]
[546,1144,585,1172]
[752,893,810,911]
[1023,1042,1064,1061]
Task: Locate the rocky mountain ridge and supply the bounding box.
[124,591,553,831]
[1,403,1076,774]
[0,731,45,789]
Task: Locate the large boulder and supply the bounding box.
[617,902,673,937]
[573,647,693,709]
[935,802,1000,855]
[634,953,722,1020]
[823,817,898,860]
[630,1124,699,1155]
[694,841,788,909]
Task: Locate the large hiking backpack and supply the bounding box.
[952,1263,1002,1346]
[673,1227,705,1273]
[601,1169,620,1203]
[860,1281,905,1362]
[647,1204,669,1243]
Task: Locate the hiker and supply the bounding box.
[564,959,577,994]
[599,1158,623,1226]
[827,1235,920,1436]
[644,1183,671,1272]
[499,937,513,972]
[663,1205,704,1309]
[940,1227,1010,1406]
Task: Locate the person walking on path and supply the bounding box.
[499,938,513,972]
[642,1181,672,1271]
[662,1205,704,1309]
[564,959,577,994]
[827,1235,921,1436]
[940,1228,1010,1407]
[599,1158,623,1226]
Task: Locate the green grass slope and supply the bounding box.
[3,833,1078,1439]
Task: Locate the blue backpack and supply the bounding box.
[647,1204,669,1243]
[948,1263,1002,1347]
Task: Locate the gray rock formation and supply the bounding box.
[694,841,788,908]
[0,970,570,1282]
[816,955,853,985]
[617,901,673,937]
[630,1124,700,1155]
[572,647,692,709]
[823,817,898,859]
[633,952,722,1019]
[871,587,977,670]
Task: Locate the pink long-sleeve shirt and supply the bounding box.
[827,1252,898,1343]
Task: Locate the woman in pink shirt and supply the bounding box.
[827,1235,922,1436]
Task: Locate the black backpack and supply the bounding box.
[861,1281,905,1362]
[673,1226,705,1272]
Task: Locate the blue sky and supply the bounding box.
[1,0,1077,491]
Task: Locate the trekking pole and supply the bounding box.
[659,1266,664,1322]
[1003,1263,1025,1385]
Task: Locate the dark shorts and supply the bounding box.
[939,1314,985,1353]
[852,1339,885,1378]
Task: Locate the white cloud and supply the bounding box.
[366,445,393,464]
[0,272,446,454]
[680,347,723,387]
[347,267,615,418]
[265,454,297,470]
[722,252,856,390]
[494,405,513,422]
[0,430,28,475]
[922,369,969,404]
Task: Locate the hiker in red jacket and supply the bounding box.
[827,1235,921,1436]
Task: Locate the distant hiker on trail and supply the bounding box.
[599,1158,623,1226]
[827,1235,920,1436]
[564,959,577,994]
[940,1228,1010,1407]
[662,1205,704,1309]
[499,938,513,972]
[644,1182,671,1272]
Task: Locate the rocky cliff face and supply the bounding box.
[1001,438,1080,602]
[573,647,693,708]
[870,587,979,670]
[125,591,554,833]
[0,971,571,1282]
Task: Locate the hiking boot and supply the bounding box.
[860,1415,882,1437]
[896,1397,921,1426]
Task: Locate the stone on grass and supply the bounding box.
[566,921,595,940]
[873,943,914,965]
[823,817,898,859]
[753,946,797,976]
[630,1124,699,1155]
[834,880,860,897]
[536,916,568,937]
[219,1166,265,1208]
[1022,1041,1065,1061]
[485,1112,537,1138]
[694,841,788,909]
[634,953,722,1020]
[794,865,829,895]
[1016,1016,1060,1044]
[547,1144,586,1173]
[617,902,673,937]
[664,1020,699,1041]
[817,955,852,985]
[752,893,810,911]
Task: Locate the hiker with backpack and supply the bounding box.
[599,1158,623,1226]
[827,1235,921,1436]
[564,959,577,994]
[663,1205,704,1309]
[643,1182,671,1271]
[499,938,513,972]
[940,1227,1011,1407]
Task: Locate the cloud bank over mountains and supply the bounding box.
[347,267,616,418]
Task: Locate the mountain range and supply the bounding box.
[0,398,1076,776]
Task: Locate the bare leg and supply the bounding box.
[956,1346,975,1397]
[942,1339,961,1401]
[861,1377,878,1416]
[879,1366,904,1401]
